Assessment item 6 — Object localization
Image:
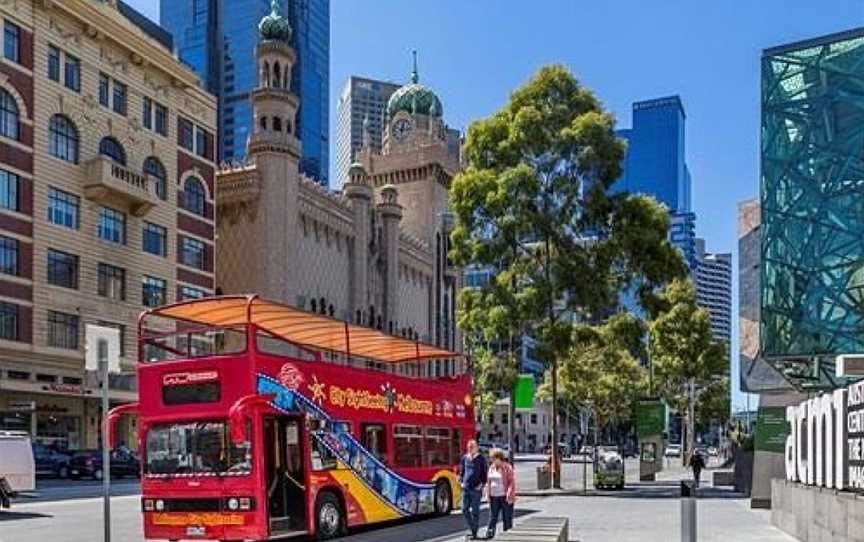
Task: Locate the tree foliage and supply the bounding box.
[540,312,649,430]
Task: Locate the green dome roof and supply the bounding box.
[386,51,443,119]
[258,0,292,42]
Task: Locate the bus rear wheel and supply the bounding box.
[434,480,452,515]
[315,491,346,540]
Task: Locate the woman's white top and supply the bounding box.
[488,468,505,497]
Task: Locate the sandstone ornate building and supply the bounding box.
[0,0,217,449]
[217,9,462,369]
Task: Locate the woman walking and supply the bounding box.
[485,449,516,539]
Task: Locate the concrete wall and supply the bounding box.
[771,479,864,542]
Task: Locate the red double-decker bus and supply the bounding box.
[107,295,473,541]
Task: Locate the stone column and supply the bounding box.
[344,163,373,324]
[378,184,402,331]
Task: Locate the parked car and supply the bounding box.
[664,444,682,458]
[477,442,511,460]
[542,443,571,457]
[32,443,70,478]
[707,446,719,457]
[69,449,140,480]
[0,431,35,508]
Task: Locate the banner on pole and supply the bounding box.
[513,375,535,409]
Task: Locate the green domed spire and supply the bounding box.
[258,0,292,42]
[386,50,443,119]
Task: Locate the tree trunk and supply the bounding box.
[552,355,560,487]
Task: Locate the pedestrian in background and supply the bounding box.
[485,448,516,538]
[690,450,706,488]
[459,439,488,540]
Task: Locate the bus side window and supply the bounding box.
[362,423,387,463]
[393,425,423,468]
[424,427,451,467]
[310,436,338,471]
[451,429,462,465]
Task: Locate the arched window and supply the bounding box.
[99,136,126,165]
[261,61,270,87]
[328,304,334,317]
[0,88,20,141]
[310,299,317,313]
[273,62,281,89]
[49,115,78,163]
[182,177,206,216]
[260,116,267,131]
[273,117,282,132]
[319,297,325,315]
[143,157,167,201]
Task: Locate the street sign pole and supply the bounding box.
[86,325,120,542]
[101,352,111,542]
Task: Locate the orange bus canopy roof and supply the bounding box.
[142,295,462,364]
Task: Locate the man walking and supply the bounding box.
[690,450,706,488]
[459,440,488,540]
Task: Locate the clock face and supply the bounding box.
[392,118,412,141]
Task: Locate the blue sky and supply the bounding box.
[127,0,864,411]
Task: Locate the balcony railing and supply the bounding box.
[83,156,158,216]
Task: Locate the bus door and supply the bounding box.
[264,416,307,535]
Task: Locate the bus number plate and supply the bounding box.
[186,526,206,536]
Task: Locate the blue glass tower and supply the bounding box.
[161,0,330,185]
[615,96,696,268]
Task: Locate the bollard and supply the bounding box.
[680,480,696,542]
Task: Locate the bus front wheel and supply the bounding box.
[315,491,346,540]
[434,480,452,515]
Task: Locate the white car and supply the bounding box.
[664,444,682,458]
[0,431,35,508]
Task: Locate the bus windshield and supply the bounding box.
[145,421,251,476]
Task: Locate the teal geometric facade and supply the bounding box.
[761,28,864,386]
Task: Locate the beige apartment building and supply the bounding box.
[0,0,216,450]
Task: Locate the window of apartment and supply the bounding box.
[142,97,152,129]
[98,136,126,165]
[47,45,60,81]
[0,88,19,141]
[179,286,205,300]
[63,54,80,92]
[0,302,18,341]
[178,117,194,151]
[154,103,167,136]
[97,262,125,301]
[47,188,78,229]
[49,115,79,163]
[182,177,206,216]
[3,21,20,63]
[47,310,79,349]
[98,72,109,106]
[97,206,126,244]
[142,276,166,307]
[393,425,423,468]
[143,157,166,200]
[47,249,78,289]
[195,126,207,157]
[181,237,205,270]
[0,169,19,212]
[530,413,538,425]
[0,236,18,276]
[7,369,28,379]
[142,222,167,257]
[112,80,127,116]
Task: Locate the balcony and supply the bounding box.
[83,156,159,216]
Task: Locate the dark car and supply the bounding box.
[32,443,71,478]
[69,449,140,480]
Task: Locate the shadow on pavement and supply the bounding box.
[0,511,53,521]
[342,506,541,541]
[592,481,745,500]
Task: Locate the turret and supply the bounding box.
[344,162,373,324]
[377,184,402,331]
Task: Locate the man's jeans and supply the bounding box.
[462,488,482,536]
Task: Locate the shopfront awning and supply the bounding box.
[141,295,461,364]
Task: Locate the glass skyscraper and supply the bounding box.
[615,96,696,269]
[616,96,691,214]
[761,27,864,374]
[160,0,330,185]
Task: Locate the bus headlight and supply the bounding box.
[154,499,165,511]
[227,498,239,511]
[239,497,252,510]
[143,499,154,511]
